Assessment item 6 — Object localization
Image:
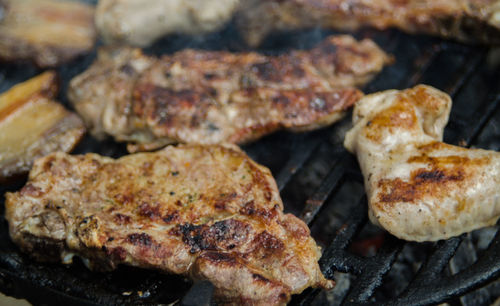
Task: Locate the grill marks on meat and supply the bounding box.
[0,0,96,67]
[5,144,333,304]
[344,85,500,241]
[69,36,391,151]
[237,0,500,46]
[178,219,252,253]
[133,85,362,147]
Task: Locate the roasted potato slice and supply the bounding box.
[0,0,96,67]
[0,71,85,180]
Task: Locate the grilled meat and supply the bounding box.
[237,0,500,46]
[0,71,85,181]
[96,0,240,47]
[0,0,96,67]
[5,144,334,305]
[69,35,391,151]
[344,85,500,242]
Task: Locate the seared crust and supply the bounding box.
[344,85,500,241]
[69,35,390,151]
[0,0,96,67]
[237,0,500,46]
[5,144,333,305]
[132,85,362,147]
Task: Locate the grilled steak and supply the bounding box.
[5,144,334,305]
[68,35,391,151]
[237,0,500,46]
[344,85,500,241]
[96,0,240,47]
[0,0,96,67]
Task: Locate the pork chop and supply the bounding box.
[237,0,500,46]
[68,35,391,151]
[5,144,334,305]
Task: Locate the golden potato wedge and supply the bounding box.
[0,71,85,180]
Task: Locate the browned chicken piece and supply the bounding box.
[69,35,391,152]
[5,144,334,305]
[96,0,241,47]
[0,71,85,181]
[344,85,500,242]
[0,0,96,67]
[237,0,500,46]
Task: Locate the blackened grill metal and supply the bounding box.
[1,22,500,306]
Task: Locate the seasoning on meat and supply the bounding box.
[0,71,85,181]
[68,35,391,152]
[0,0,96,67]
[344,85,500,242]
[237,0,500,46]
[5,144,334,305]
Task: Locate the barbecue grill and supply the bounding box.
[1,3,500,305]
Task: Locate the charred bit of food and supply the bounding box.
[5,144,334,305]
[96,0,241,47]
[69,35,391,152]
[0,71,85,181]
[237,0,500,46]
[344,85,500,242]
[0,0,96,67]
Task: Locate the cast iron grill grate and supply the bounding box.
[0,11,500,306]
